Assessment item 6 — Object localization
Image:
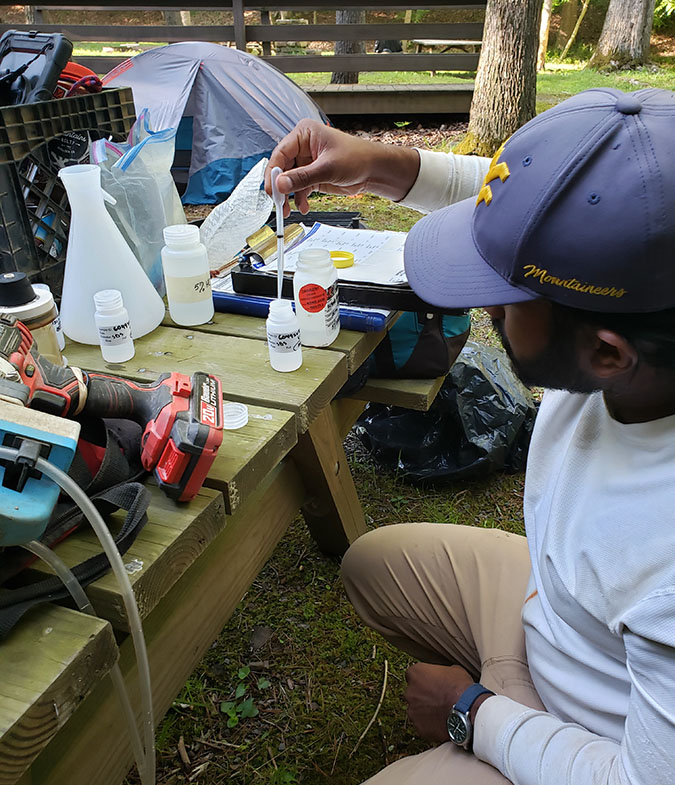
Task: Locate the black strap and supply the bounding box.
[0,481,150,640]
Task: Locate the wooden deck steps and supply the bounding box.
[307,83,474,116]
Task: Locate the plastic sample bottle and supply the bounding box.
[33,283,65,352]
[58,164,165,345]
[161,224,214,326]
[0,272,63,365]
[94,289,135,363]
[293,248,340,347]
[266,298,302,372]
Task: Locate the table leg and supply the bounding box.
[293,406,367,556]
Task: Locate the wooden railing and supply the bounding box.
[1,1,485,77]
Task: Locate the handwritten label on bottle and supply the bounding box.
[165,274,212,305]
[268,329,301,353]
[98,321,132,346]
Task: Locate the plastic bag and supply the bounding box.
[91,109,187,295]
[199,157,273,270]
[355,341,538,482]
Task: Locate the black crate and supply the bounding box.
[0,87,135,295]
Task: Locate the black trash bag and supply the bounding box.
[354,341,537,482]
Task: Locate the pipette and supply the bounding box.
[270,166,285,300]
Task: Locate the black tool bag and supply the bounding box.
[0,418,151,640]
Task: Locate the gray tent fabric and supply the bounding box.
[102,42,327,204]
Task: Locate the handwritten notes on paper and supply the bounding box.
[260,223,408,286]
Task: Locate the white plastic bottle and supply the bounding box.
[266,298,302,372]
[58,164,165,344]
[293,248,340,347]
[94,289,135,363]
[161,224,214,326]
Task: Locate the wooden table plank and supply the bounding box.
[26,486,225,632]
[348,374,447,411]
[0,606,117,785]
[64,326,347,432]
[162,310,395,375]
[208,402,296,512]
[16,461,306,785]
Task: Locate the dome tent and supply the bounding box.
[103,42,327,204]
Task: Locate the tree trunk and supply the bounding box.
[590,0,655,69]
[163,11,192,26]
[330,10,366,85]
[555,0,578,50]
[537,0,553,71]
[24,6,39,23]
[455,0,541,157]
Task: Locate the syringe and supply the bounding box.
[270,166,285,300]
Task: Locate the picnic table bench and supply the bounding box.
[0,308,446,785]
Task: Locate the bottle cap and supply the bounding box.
[94,289,124,314]
[0,272,37,307]
[330,251,355,269]
[163,223,200,247]
[222,402,249,430]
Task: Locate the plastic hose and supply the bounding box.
[22,540,147,781]
[0,446,155,785]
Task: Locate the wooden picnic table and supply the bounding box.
[0,307,445,785]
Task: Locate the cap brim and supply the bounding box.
[404,197,536,310]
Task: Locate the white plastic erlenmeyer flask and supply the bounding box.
[58,164,165,344]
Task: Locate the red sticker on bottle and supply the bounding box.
[298,283,328,313]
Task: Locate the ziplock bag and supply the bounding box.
[91,109,187,295]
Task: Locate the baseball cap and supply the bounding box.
[404,88,675,313]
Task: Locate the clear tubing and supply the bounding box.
[0,446,155,785]
[22,540,147,781]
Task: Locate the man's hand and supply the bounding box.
[404,663,478,742]
[265,119,420,216]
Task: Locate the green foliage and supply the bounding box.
[219,666,260,728]
[655,0,675,30]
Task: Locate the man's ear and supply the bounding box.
[589,329,639,379]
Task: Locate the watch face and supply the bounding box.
[447,710,470,746]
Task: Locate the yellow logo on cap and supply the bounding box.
[476,142,510,206]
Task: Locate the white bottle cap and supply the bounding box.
[94,289,124,314]
[222,402,249,430]
[163,224,200,247]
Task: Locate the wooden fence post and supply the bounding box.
[232,0,247,50]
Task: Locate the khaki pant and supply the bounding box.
[340,523,544,784]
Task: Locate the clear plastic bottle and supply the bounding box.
[266,298,302,372]
[0,272,63,365]
[33,283,66,352]
[58,164,165,345]
[161,224,214,326]
[94,289,135,363]
[293,248,340,347]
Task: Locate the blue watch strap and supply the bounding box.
[454,683,494,715]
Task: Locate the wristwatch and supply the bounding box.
[446,683,494,751]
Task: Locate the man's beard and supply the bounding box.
[491,318,600,394]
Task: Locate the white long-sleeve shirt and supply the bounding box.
[401,150,675,785]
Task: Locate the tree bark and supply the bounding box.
[330,10,366,85]
[590,0,655,69]
[555,0,579,50]
[163,11,192,26]
[455,0,541,157]
[537,0,553,71]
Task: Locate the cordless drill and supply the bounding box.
[0,313,224,502]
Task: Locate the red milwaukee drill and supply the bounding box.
[0,313,223,502]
